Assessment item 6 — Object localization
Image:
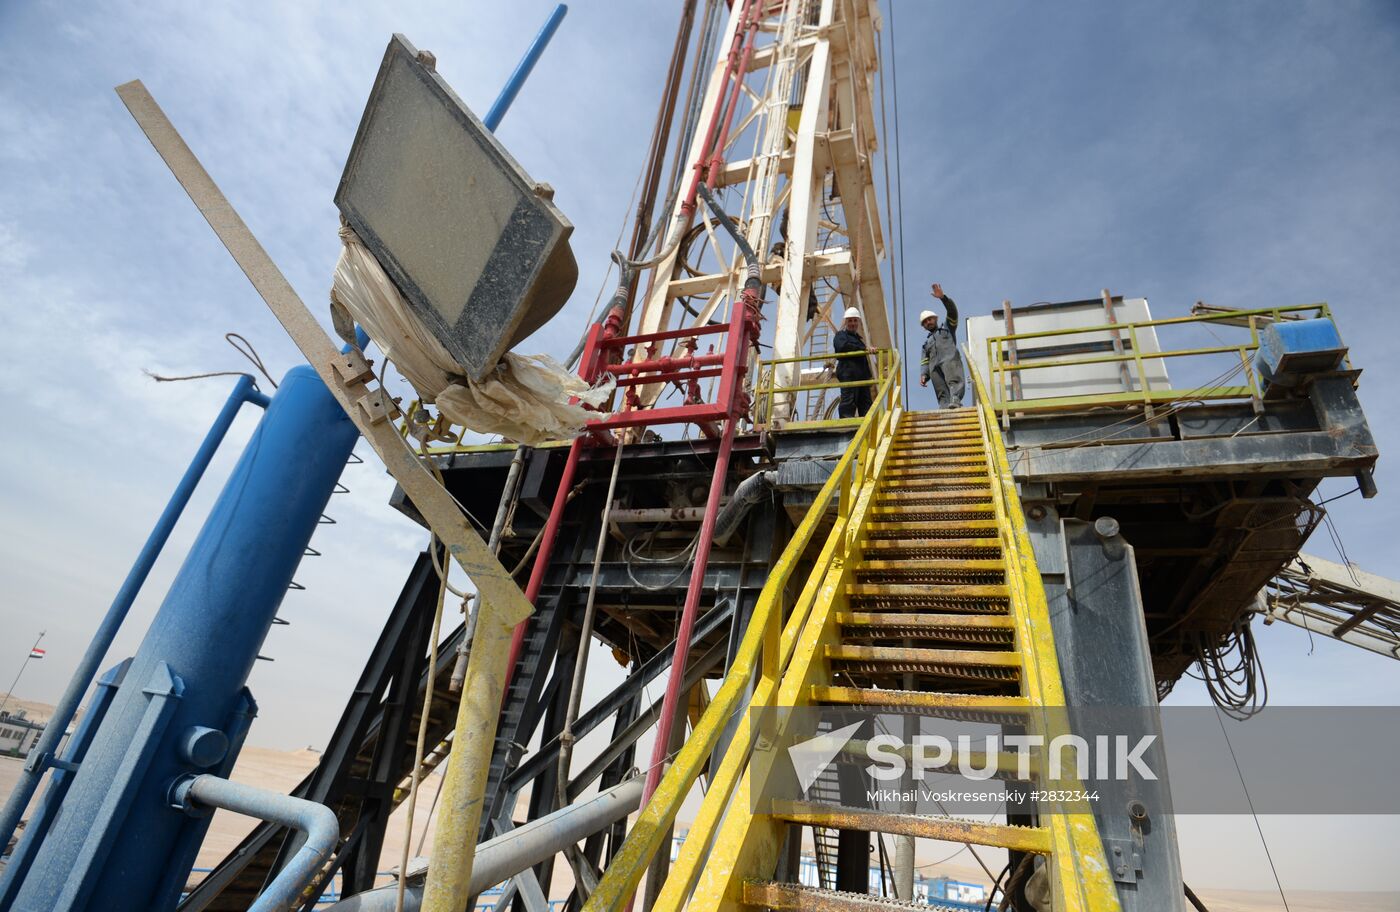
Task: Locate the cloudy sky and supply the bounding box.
[1,0,1397,896]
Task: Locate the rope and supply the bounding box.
[224,332,278,388]
[144,332,280,389]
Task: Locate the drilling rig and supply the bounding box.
[0,2,1389,912]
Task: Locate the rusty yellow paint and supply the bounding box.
[966,358,1123,912]
[864,518,1000,533]
[835,611,1014,629]
[824,643,1023,667]
[585,358,905,912]
[881,466,989,479]
[845,582,1010,599]
[677,386,904,912]
[873,488,994,501]
[771,800,1053,854]
[811,685,1031,710]
[856,558,1005,572]
[859,537,1003,551]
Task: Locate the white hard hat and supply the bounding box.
[843,306,862,320]
[919,310,938,323]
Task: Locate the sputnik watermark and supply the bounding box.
[786,727,1157,792]
[755,706,1400,815]
[863,733,1158,782]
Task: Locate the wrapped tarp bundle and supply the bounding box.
[330,225,611,446]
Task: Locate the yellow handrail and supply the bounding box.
[984,302,1343,416]
[967,354,1122,912]
[758,348,895,425]
[581,354,904,912]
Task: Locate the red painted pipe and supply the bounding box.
[601,352,725,376]
[612,367,725,389]
[640,416,737,798]
[680,0,759,218]
[707,2,762,188]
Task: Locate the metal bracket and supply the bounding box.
[355,388,401,426]
[332,350,375,385]
[1103,836,1142,885]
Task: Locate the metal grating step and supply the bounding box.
[770,800,1051,853]
[742,881,972,912]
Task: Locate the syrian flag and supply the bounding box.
[29,648,45,659]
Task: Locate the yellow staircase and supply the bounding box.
[583,363,1121,912]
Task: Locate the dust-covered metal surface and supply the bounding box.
[336,34,577,381]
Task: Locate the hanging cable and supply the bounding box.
[886,0,911,403]
[875,20,903,400]
[554,440,629,898]
[1214,707,1292,912]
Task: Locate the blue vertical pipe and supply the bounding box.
[483,3,567,130]
[9,366,359,912]
[0,375,268,857]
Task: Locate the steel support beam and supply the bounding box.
[1028,511,1185,912]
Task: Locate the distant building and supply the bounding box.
[0,710,46,757]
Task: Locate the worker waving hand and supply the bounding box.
[919,283,966,409]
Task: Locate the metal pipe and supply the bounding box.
[0,375,267,858]
[555,442,628,894]
[680,0,757,218]
[450,445,527,692]
[639,418,737,804]
[705,0,762,191]
[482,3,568,131]
[331,778,645,912]
[172,774,338,912]
[608,505,713,524]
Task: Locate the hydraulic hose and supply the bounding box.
[695,183,761,291]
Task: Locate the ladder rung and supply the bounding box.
[836,611,1014,629]
[812,685,1029,712]
[890,438,982,448]
[847,583,1009,599]
[900,416,981,426]
[875,488,992,501]
[857,558,1005,573]
[826,644,1022,668]
[770,801,1052,854]
[862,537,1000,551]
[882,466,987,479]
[864,519,999,533]
[891,445,985,457]
[885,456,987,467]
[878,479,989,492]
[742,881,971,912]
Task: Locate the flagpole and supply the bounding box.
[0,630,45,720]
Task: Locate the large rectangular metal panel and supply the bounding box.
[966,297,1170,402]
[336,34,577,380]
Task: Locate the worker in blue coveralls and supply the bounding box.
[919,283,966,409]
[833,306,875,418]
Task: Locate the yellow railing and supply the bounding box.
[581,354,904,912]
[756,348,896,425]
[968,358,1121,912]
[986,302,1342,420]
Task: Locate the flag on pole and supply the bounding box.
[29,648,44,659]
